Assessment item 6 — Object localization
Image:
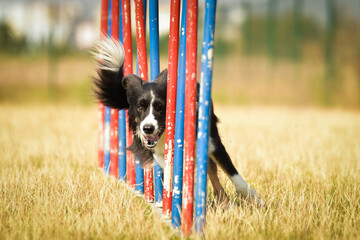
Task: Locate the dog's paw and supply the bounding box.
[248,190,266,208]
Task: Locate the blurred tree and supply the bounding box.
[292,0,303,62]
[0,22,27,54]
[48,2,60,100]
[241,0,252,55]
[246,14,320,59]
[267,0,278,61]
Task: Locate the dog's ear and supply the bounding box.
[154,69,168,85]
[93,37,129,109]
[122,74,145,103]
[122,74,143,90]
[154,69,167,93]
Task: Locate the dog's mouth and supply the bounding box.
[144,134,160,148]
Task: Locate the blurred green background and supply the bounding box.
[0,0,359,108]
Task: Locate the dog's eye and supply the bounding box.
[137,105,143,111]
[153,103,164,112]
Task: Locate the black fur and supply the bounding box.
[93,41,263,206]
[95,65,238,175]
[125,72,167,166]
[93,66,128,109]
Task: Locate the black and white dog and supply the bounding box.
[93,38,264,206]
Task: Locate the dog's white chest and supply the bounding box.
[152,134,165,168]
[151,134,216,169]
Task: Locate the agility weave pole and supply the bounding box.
[134,0,145,196]
[97,0,217,235]
[98,0,108,169]
[110,0,120,178]
[118,0,127,181]
[103,0,112,175]
[194,0,217,233]
[134,0,154,202]
[149,0,164,205]
[171,0,187,228]
[162,0,180,218]
[121,0,136,188]
[182,0,198,235]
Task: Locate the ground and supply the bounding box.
[0,103,359,239]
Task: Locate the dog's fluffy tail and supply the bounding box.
[92,36,129,109]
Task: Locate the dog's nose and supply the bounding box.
[143,124,155,134]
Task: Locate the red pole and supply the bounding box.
[182,0,198,236]
[98,0,109,168]
[134,0,154,203]
[162,0,180,218]
[109,0,120,178]
[134,0,148,80]
[122,0,136,188]
[111,0,119,39]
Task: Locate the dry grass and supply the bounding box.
[0,103,359,239]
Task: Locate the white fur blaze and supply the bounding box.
[93,36,125,72]
[140,91,158,135]
[153,134,165,168]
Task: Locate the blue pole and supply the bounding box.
[149,0,163,205]
[104,0,112,174]
[135,0,147,193]
[195,0,217,233]
[171,0,187,228]
[135,158,144,193]
[118,0,127,181]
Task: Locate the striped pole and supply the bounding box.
[104,0,112,174]
[98,0,108,168]
[122,0,136,188]
[110,0,120,178]
[118,0,127,181]
[171,0,187,228]
[162,0,180,218]
[135,0,147,195]
[182,0,198,236]
[149,0,163,205]
[134,0,154,203]
[135,158,144,192]
[194,0,217,233]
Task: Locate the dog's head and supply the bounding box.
[93,38,167,149]
[123,70,167,149]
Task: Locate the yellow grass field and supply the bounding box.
[0,103,359,239]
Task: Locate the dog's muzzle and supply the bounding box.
[144,134,160,148]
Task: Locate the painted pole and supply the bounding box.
[149,0,163,205]
[162,0,180,218]
[182,0,198,236]
[104,0,112,174]
[171,0,187,228]
[194,0,217,233]
[135,0,147,195]
[98,0,108,169]
[122,0,136,188]
[135,158,144,192]
[134,0,148,80]
[110,0,120,178]
[134,0,154,203]
[118,0,127,181]
[118,109,127,180]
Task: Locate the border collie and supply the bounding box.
[93,37,264,206]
